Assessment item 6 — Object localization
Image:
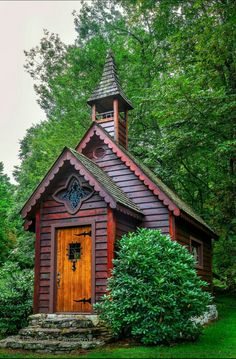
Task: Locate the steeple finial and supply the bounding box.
[87,50,133,112]
[87,50,133,149]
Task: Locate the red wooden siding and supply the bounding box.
[99,118,126,148]
[32,130,214,313]
[118,119,127,147]
[81,136,213,290]
[85,141,170,235]
[100,120,115,138]
[116,212,139,240]
[175,217,213,289]
[37,168,108,313]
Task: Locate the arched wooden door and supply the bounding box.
[56,226,92,312]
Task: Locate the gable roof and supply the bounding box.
[70,149,142,216]
[76,122,217,237]
[87,50,133,112]
[21,147,143,220]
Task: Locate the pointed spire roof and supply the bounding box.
[87,50,133,112]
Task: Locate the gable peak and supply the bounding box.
[87,50,133,113]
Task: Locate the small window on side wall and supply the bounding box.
[190,237,203,269]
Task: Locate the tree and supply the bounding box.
[15,0,235,288]
[0,163,16,264]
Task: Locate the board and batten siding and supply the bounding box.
[37,169,108,313]
[87,143,170,235]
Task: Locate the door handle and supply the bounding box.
[57,272,61,288]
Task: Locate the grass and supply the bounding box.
[0,294,235,358]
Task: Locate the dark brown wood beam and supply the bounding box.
[107,207,116,277]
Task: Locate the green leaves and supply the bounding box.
[95,228,211,344]
[0,163,16,265]
[11,0,235,290]
[0,262,33,335]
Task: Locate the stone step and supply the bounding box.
[0,336,105,353]
[29,314,98,329]
[0,314,113,353]
[19,326,109,341]
[42,318,94,329]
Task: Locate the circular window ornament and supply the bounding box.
[93,146,106,159]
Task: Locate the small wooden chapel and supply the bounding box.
[21,51,217,315]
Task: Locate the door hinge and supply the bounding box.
[74,297,91,304]
[74,230,91,237]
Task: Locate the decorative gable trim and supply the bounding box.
[21,148,142,221]
[53,174,94,215]
[76,124,180,216]
[24,219,33,231]
[21,150,68,219]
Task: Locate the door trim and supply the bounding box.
[50,219,96,313]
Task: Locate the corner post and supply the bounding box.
[107,207,116,277]
[113,98,119,142]
[125,109,128,149]
[92,104,96,121]
[169,212,176,241]
[33,208,41,313]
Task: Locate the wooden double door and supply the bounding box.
[56,226,92,312]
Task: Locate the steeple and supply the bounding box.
[87,50,133,148]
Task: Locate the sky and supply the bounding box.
[0,0,84,183]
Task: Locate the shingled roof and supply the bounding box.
[69,148,142,216]
[104,127,216,234]
[125,150,215,233]
[87,50,133,112]
[115,143,216,235]
[20,146,143,220]
[76,123,217,237]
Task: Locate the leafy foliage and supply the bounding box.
[95,229,211,344]
[13,0,235,290]
[0,262,34,335]
[0,163,16,265]
[0,0,234,339]
[0,0,232,311]
[213,231,236,291]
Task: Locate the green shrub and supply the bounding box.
[95,228,211,344]
[0,262,34,335]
